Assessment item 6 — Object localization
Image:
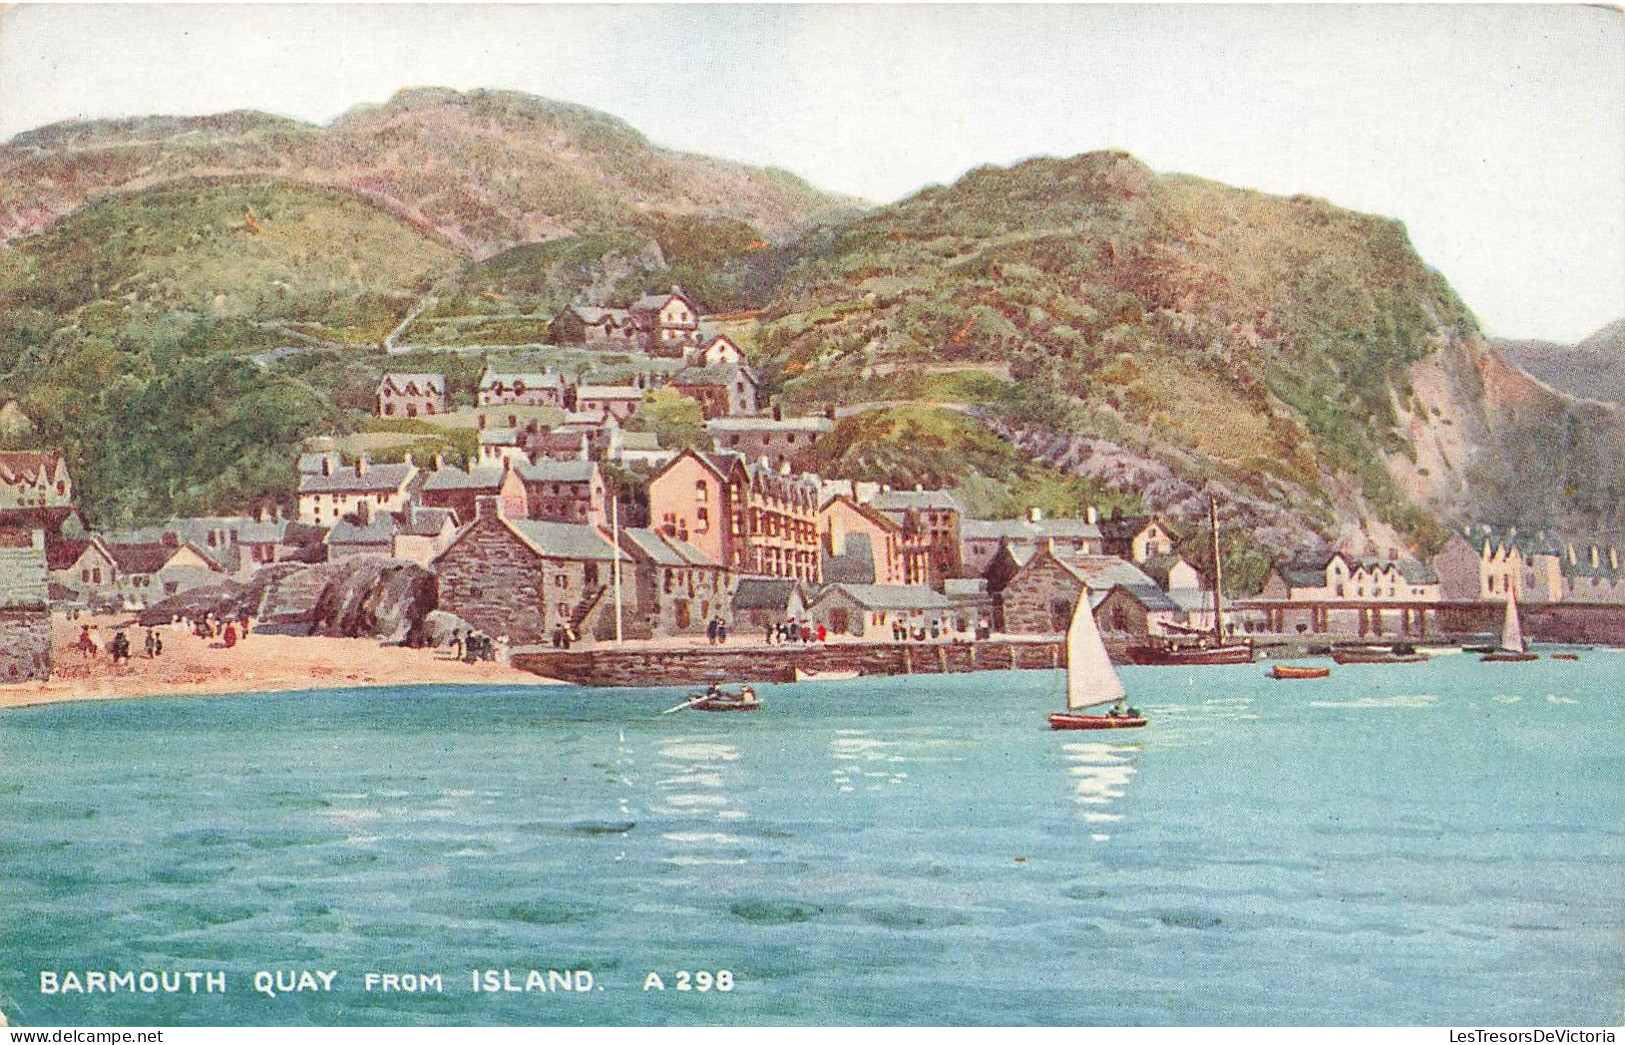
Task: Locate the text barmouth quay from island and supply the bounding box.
[35,968,737,997]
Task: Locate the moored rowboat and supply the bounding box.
[1270,664,1330,679]
[1048,712,1149,730]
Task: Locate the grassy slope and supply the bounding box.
[755,152,1477,551]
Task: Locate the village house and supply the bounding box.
[1432,526,1570,604]
[687,334,745,368]
[729,577,810,634]
[818,494,929,587]
[235,511,289,576]
[571,384,643,423]
[477,369,567,409]
[866,487,965,587]
[1099,511,1178,564]
[296,454,419,526]
[669,364,759,419]
[0,450,73,510]
[476,423,528,468]
[618,527,730,637]
[960,508,1105,577]
[808,583,955,640]
[549,305,639,351]
[375,373,447,418]
[418,458,529,525]
[107,539,226,603]
[1558,544,1625,604]
[324,505,399,561]
[432,496,629,645]
[632,286,702,356]
[705,413,833,470]
[1257,551,1441,635]
[611,430,677,472]
[993,543,1164,634]
[942,577,994,634]
[391,505,461,566]
[46,534,121,606]
[1092,583,1183,637]
[0,528,50,682]
[648,449,822,582]
[517,460,607,526]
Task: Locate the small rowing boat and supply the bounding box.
[1330,646,1428,665]
[1269,664,1330,680]
[793,667,861,682]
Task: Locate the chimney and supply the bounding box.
[914,483,924,492]
[474,495,504,521]
[321,456,333,477]
[162,532,178,548]
[1612,548,1619,571]
[356,500,371,525]
[478,414,487,430]
[355,454,369,477]
[1591,545,1600,568]
[772,403,783,421]
[403,452,415,469]
[434,453,445,471]
[579,434,590,461]
[502,454,511,473]
[30,529,44,551]
[1028,507,1043,523]
[1086,505,1099,525]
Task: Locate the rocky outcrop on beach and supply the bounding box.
[140,557,437,643]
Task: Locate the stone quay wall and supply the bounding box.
[0,607,51,682]
[1435,601,1625,646]
[511,637,1093,688]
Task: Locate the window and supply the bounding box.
[695,481,708,503]
[696,507,710,531]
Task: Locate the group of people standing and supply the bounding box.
[766,619,826,645]
[705,618,730,645]
[452,629,499,661]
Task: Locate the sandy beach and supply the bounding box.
[0,615,562,711]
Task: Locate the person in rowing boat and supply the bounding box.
[1109,697,1127,718]
[705,682,723,700]
[739,684,758,705]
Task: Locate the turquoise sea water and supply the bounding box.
[1,652,1621,1027]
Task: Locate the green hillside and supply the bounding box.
[757,151,1478,549]
[0,178,466,525]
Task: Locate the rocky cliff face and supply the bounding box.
[141,557,437,643]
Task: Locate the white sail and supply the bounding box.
[1499,588,1525,653]
[1067,591,1126,710]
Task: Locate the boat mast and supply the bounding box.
[611,493,623,646]
[1208,496,1224,643]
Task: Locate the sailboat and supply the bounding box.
[1125,497,1254,665]
[1050,590,1147,730]
[1481,588,1539,662]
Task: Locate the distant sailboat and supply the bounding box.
[1050,591,1147,730]
[1481,588,1539,662]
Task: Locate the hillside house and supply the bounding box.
[572,384,643,423]
[476,424,528,468]
[0,450,73,510]
[686,334,745,368]
[809,583,955,639]
[46,535,121,606]
[1258,552,1441,635]
[111,540,226,603]
[325,506,399,561]
[818,495,929,587]
[375,373,447,418]
[297,454,419,526]
[0,528,50,682]
[1100,512,1177,564]
[631,287,702,356]
[705,414,833,470]
[610,431,676,471]
[669,364,759,419]
[478,369,567,409]
[432,497,629,645]
[961,508,1105,577]
[549,306,639,351]
[648,449,821,582]
[418,459,529,525]
[518,459,607,526]
[867,488,964,586]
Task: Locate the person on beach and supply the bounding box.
[764,621,775,646]
[716,620,728,645]
[238,613,251,640]
[816,622,827,642]
[76,625,95,658]
[222,622,238,648]
[144,629,156,658]
[706,618,719,645]
[109,630,130,664]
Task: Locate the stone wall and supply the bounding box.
[0,608,50,682]
[435,518,551,643]
[999,555,1086,633]
[511,637,1087,687]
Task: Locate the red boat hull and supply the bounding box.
[1270,665,1330,679]
[1330,650,1427,664]
[1049,713,1147,730]
[1125,643,1253,665]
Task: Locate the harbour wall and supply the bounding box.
[1434,602,1625,646]
[511,638,1078,688]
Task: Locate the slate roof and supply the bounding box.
[480,369,564,389]
[478,428,521,446]
[1056,554,1158,591]
[813,583,952,611]
[962,517,1103,541]
[575,384,643,400]
[518,460,596,483]
[868,489,965,515]
[505,519,627,562]
[621,527,686,567]
[105,542,179,574]
[397,506,459,537]
[943,578,988,596]
[379,373,445,394]
[1109,582,1182,614]
[731,577,802,611]
[423,465,509,492]
[327,515,398,546]
[618,432,661,452]
[298,462,416,494]
[297,452,334,475]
